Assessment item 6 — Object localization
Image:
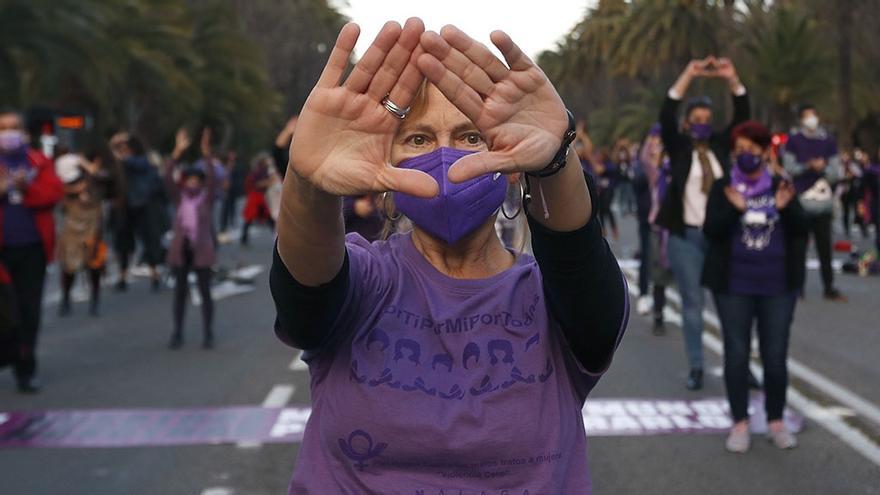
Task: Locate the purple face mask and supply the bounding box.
[690,123,713,142]
[735,152,763,174]
[0,130,26,153]
[393,147,507,244]
[182,185,203,197]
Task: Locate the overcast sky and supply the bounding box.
[333,0,596,61]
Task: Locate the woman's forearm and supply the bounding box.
[526,149,592,232]
[669,71,694,100]
[276,167,346,287]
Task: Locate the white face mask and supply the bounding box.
[802,115,820,131]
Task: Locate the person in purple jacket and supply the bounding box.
[783,104,845,301]
[165,128,217,350]
[703,121,808,453]
[270,19,628,494]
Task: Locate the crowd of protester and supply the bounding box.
[0,109,282,393]
[574,57,880,453]
[1,52,879,465]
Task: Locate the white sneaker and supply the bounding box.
[767,426,797,449]
[725,428,751,453]
[636,295,652,316]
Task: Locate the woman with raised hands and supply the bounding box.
[270,18,628,494]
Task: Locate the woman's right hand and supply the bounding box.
[289,19,438,199]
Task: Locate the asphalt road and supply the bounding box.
[1,217,878,495]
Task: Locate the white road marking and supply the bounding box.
[618,257,843,273]
[622,266,880,429]
[191,281,256,306]
[262,384,295,408]
[622,268,880,467]
[229,265,264,281]
[289,351,309,371]
[200,488,234,495]
[237,384,296,449]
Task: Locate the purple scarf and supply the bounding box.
[731,167,778,251]
[177,189,206,243]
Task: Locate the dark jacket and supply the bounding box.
[164,159,216,268]
[123,155,162,208]
[701,175,808,293]
[656,92,750,235]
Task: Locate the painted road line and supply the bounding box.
[200,488,234,495]
[622,268,880,467]
[262,385,295,408]
[702,322,880,467]
[237,384,296,449]
[0,397,800,449]
[289,351,309,372]
[618,258,844,273]
[622,265,880,429]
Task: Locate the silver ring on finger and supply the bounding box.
[381,95,410,119]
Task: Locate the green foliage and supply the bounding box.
[540,0,877,145]
[613,0,723,78]
[0,0,348,154]
[739,6,830,128]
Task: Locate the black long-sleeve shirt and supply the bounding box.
[270,174,628,374]
[656,92,751,235]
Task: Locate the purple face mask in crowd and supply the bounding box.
[182,185,203,197]
[0,130,26,153]
[393,147,507,245]
[735,152,763,174]
[689,123,713,142]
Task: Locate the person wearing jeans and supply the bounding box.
[656,57,750,390]
[703,121,808,453]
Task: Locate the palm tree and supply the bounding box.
[188,1,281,149]
[562,0,629,80]
[612,0,725,78]
[0,0,117,106]
[741,6,830,130]
[232,0,349,116]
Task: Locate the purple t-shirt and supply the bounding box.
[785,131,838,194]
[728,174,787,296]
[289,232,619,494]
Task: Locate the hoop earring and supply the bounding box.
[382,192,402,221]
[501,181,525,220]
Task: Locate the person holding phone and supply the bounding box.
[702,121,808,453]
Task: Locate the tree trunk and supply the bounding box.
[836,1,854,148]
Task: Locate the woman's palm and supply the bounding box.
[291,90,398,196]
[287,20,438,199]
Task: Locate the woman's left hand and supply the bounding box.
[172,128,191,161]
[417,26,568,182]
[775,181,796,210]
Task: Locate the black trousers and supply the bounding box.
[0,243,47,380]
[116,205,162,271]
[220,194,239,232]
[637,219,651,296]
[597,189,617,233]
[840,191,867,237]
[805,212,834,294]
[172,245,213,338]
